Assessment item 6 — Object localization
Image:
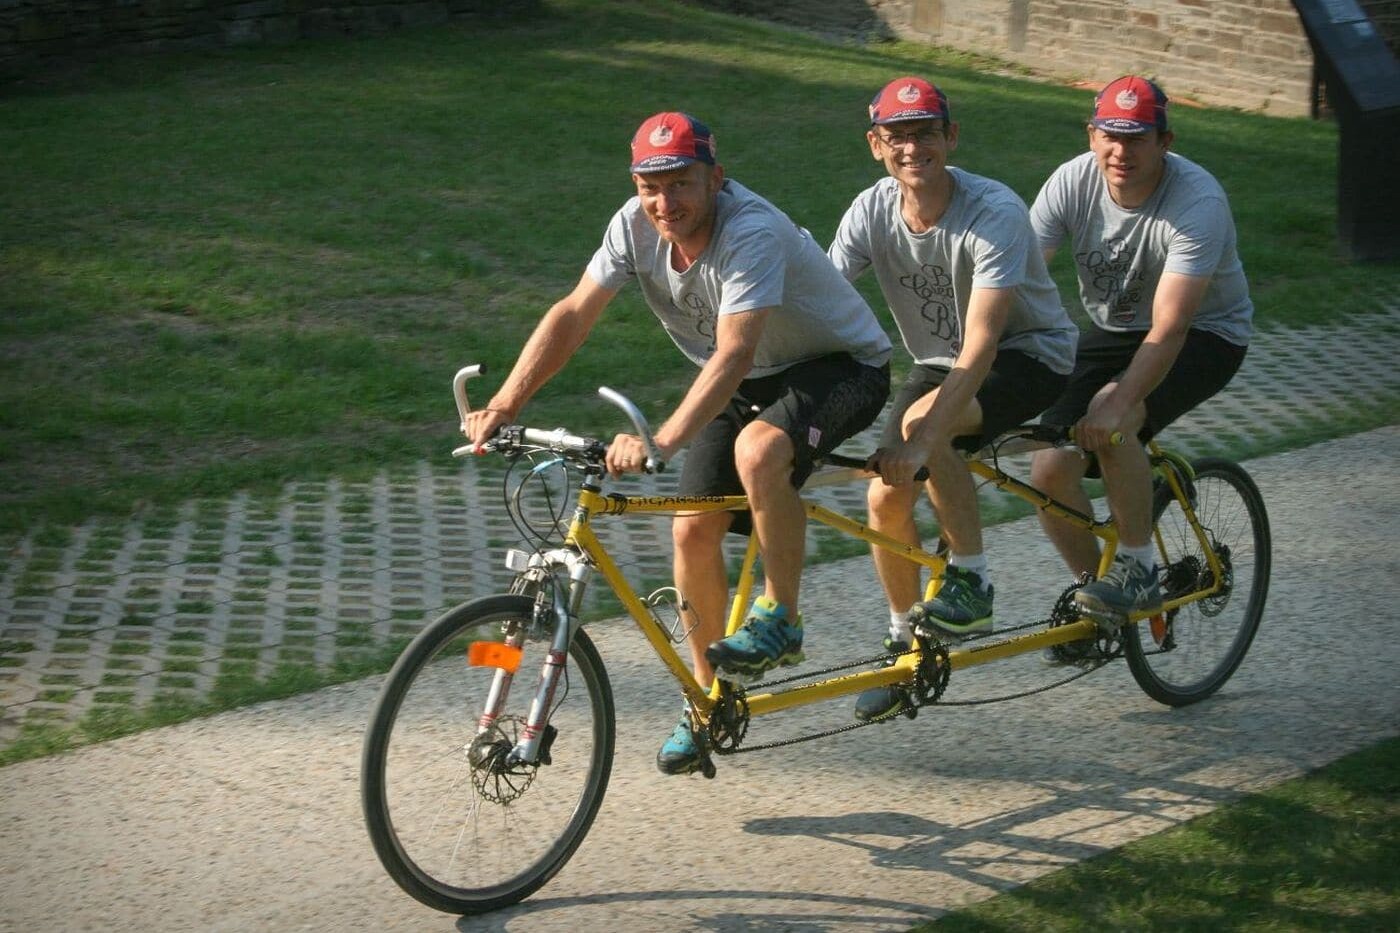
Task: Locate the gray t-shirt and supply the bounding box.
[828,169,1077,374]
[586,178,891,377]
[1030,151,1253,346]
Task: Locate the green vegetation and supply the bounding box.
[4,0,1396,534]
[918,736,1400,932]
[0,638,411,766]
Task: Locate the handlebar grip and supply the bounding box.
[1065,426,1125,447]
[822,452,929,482]
[598,386,666,474]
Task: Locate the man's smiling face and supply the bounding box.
[867,118,959,190]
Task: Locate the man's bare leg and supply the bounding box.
[1030,447,1102,577]
[734,421,804,611]
[671,510,731,687]
[867,480,923,614]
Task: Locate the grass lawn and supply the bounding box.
[918,736,1400,932]
[4,0,1397,536]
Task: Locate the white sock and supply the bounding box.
[948,552,990,591]
[889,609,913,644]
[1118,543,1156,571]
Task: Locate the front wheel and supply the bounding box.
[1125,458,1271,706]
[361,595,615,915]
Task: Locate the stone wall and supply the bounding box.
[0,0,540,77]
[700,0,1318,117]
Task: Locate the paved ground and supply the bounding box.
[1,427,1397,932]
[2,300,1399,744]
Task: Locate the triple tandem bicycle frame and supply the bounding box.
[455,368,1220,739]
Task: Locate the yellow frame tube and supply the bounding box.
[557,439,1215,723]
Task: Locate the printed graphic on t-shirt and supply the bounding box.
[680,293,718,352]
[1076,237,1143,324]
[899,263,962,355]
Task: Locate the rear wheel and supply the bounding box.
[361,595,615,914]
[1125,458,1271,706]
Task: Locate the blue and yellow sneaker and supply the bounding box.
[920,566,994,637]
[705,596,805,683]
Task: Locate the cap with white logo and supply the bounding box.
[629,112,716,174]
[1090,75,1169,135]
[868,76,951,125]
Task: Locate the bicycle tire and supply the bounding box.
[1125,458,1271,706]
[361,595,615,915]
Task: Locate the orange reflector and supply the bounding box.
[1149,614,1168,646]
[467,641,523,673]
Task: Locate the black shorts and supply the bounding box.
[1040,326,1248,442]
[879,349,1069,453]
[678,353,890,534]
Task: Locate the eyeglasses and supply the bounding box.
[875,127,945,147]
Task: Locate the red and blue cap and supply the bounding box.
[1090,75,1169,135]
[629,112,717,174]
[868,76,950,125]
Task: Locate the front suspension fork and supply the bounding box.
[489,551,590,766]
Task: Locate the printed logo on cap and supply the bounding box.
[1114,89,1139,111]
[649,124,673,147]
[897,83,922,104]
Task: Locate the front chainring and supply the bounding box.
[911,635,951,705]
[1046,576,1121,665]
[706,684,751,753]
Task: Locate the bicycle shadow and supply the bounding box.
[458,886,942,932]
[735,722,1275,886]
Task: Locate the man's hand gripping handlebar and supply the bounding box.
[451,364,667,474]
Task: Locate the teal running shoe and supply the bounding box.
[655,711,702,775]
[705,596,805,683]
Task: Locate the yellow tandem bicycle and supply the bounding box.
[361,365,1271,915]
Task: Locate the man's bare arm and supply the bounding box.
[1077,271,1209,449]
[465,272,617,449]
[655,308,768,458]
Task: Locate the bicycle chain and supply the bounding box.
[711,580,1123,755]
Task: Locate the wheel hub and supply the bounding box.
[466,714,537,803]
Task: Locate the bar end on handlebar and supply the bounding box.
[453,364,489,437]
[597,386,666,474]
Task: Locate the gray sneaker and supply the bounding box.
[852,637,913,722]
[1074,554,1162,624]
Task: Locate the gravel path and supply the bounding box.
[2,426,1396,932]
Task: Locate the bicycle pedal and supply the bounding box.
[913,624,984,644]
[1077,606,1128,631]
[911,625,954,646]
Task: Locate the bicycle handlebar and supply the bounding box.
[451,364,665,471]
[822,452,930,483]
[450,363,1123,473]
